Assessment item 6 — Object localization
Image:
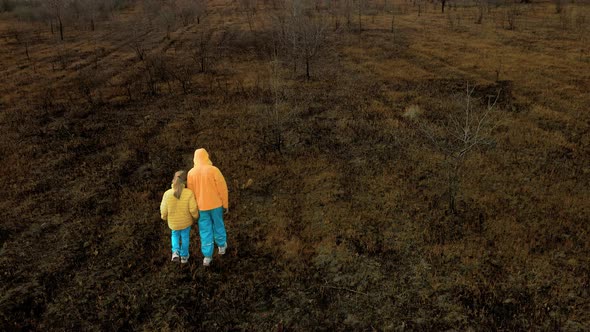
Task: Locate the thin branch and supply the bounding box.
[322,285,369,296]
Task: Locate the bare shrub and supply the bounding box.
[39,87,57,112]
[281,11,329,80]
[119,68,143,101]
[0,0,16,12]
[74,68,105,105]
[574,12,586,32]
[265,58,287,152]
[177,0,207,26]
[191,27,215,73]
[420,84,500,214]
[6,25,21,42]
[559,8,571,30]
[53,43,72,70]
[159,3,176,39]
[504,4,520,30]
[440,0,448,13]
[239,0,257,32]
[447,11,463,30]
[129,21,147,61]
[475,0,488,24]
[299,15,329,80]
[44,0,67,41]
[143,54,170,95]
[344,0,354,28]
[494,57,503,81]
[554,0,565,14]
[76,0,105,31]
[169,60,197,94]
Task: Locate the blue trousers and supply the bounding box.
[198,207,226,258]
[171,226,191,258]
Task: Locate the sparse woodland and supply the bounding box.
[0,0,589,330]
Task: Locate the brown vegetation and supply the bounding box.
[0,0,589,330]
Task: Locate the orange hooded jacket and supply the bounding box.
[187,148,228,211]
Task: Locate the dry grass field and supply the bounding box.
[0,0,589,330]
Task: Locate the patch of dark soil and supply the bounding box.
[418,78,514,108]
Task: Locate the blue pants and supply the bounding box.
[198,207,226,258]
[171,226,191,258]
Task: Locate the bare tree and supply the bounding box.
[1,0,16,13]
[45,0,69,41]
[157,2,177,40]
[387,1,395,33]
[53,41,72,69]
[74,67,105,105]
[265,57,286,152]
[143,54,170,95]
[357,0,364,32]
[343,0,353,28]
[475,0,487,24]
[239,0,258,32]
[119,68,143,101]
[270,11,288,56]
[260,56,300,153]
[554,0,566,14]
[325,0,341,30]
[129,20,147,61]
[440,0,448,13]
[302,16,328,80]
[77,0,100,31]
[169,60,197,94]
[192,27,215,73]
[177,0,207,25]
[504,4,520,30]
[421,85,500,214]
[286,12,329,80]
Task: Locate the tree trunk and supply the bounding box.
[391,13,395,32]
[306,57,310,80]
[91,18,95,31]
[441,0,446,13]
[448,161,460,214]
[358,3,362,32]
[58,17,64,41]
[448,173,456,214]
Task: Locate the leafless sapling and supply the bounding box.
[421,84,501,214]
[285,11,329,80]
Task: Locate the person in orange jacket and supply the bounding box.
[160,170,199,264]
[187,148,228,266]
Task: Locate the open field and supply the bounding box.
[1,0,589,330]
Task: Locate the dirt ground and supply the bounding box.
[1,1,589,331]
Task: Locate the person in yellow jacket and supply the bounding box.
[160,170,199,264]
[187,148,228,267]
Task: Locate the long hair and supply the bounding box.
[172,170,186,199]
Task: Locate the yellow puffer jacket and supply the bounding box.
[160,187,199,230]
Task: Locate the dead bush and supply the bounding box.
[420,84,501,214]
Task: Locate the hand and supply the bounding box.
[224,207,229,214]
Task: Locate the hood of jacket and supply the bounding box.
[193,148,213,167]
